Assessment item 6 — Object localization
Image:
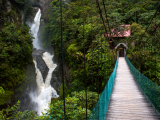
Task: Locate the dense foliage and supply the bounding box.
[40,90,98,119]
[42,0,115,93]
[0,0,34,106]
[0,0,160,119]
[0,23,33,105]
[0,101,37,120]
[40,0,160,118]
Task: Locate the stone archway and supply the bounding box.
[115,43,128,57]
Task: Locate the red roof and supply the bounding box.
[104,25,131,37]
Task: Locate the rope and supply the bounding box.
[60,0,66,119]
[96,0,107,34]
[136,4,160,51]
[82,0,87,119]
[96,0,116,59]
[95,4,100,120]
[90,0,94,107]
[102,0,111,38]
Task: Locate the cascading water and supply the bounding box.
[29,9,59,115]
[31,9,41,49]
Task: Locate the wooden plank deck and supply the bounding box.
[105,57,160,120]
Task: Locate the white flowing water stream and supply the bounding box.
[29,9,59,115]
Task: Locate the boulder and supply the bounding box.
[32,48,49,83]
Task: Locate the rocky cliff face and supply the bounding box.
[0,0,24,28]
[39,0,53,20]
[31,0,54,21]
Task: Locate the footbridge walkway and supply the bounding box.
[105,57,159,120]
[87,55,160,120]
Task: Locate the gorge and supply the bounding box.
[29,8,59,115]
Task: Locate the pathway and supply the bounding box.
[105,57,159,120]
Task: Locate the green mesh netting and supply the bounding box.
[125,55,160,117]
[88,57,118,120]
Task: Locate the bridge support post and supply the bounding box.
[117,51,119,57]
[124,49,126,56]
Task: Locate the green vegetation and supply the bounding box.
[40,0,160,118]
[0,101,37,120]
[42,0,115,92]
[0,0,34,106]
[41,90,98,119]
[0,0,160,119]
[0,23,33,105]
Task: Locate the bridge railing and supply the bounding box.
[125,55,160,117]
[88,57,118,120]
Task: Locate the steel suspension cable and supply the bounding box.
[136,5,160,51]
[96,0,116,59]
[95,5,100,120]
[60,0,66,119]
[132,23,160,57]
[101,0,104,93]
[82,0,87,119]
[90,0,94,106]
[102,0,111,37]
[155,13,157,80]
[96,0,107,35]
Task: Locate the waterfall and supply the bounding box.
[29,9,59,115]
[31,9,41,49]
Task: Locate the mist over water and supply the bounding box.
[29,9,59,115]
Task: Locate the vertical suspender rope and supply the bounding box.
[100,0,103,93]
[135,5,160,53]
[82,0,87,119]
[101,36,103,93]
[90,0,94,105]
[96,0,116,59]
[155,14,157,80]
[101,0,110,84]
[102,0,111,38]
[60,0,66,119]
[102,1,116,61]
[95,5,100,119]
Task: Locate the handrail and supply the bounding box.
[125,55,160,118]
[89,57,118,120]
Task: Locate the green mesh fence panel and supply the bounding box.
[125,55,160,117]
[89,57,118,120]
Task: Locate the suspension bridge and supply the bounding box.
[106,57,159,120]
[43,0,160,119]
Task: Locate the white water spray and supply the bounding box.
[29,9,59,115]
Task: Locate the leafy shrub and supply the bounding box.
[0,101,37,120]
[0,23,33,105]
[43,90,98,119]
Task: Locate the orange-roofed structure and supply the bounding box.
[103,25,131,49]
[104,25,131,38]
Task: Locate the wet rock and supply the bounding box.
[50,52,62,94]
[6,0,11,12]
[33,7,39,17]
[32,49,49,83]
[30,0,53,20]
[39,0,53,20]
[32,48,46,60]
